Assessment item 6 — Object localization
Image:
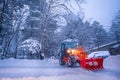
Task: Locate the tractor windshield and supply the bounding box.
[65,42,78,48]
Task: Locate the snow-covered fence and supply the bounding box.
[87,41,120,55]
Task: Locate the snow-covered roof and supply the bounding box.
[111,44,120,48]
[90,41,120,50]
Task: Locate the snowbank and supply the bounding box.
[0,58,57,68]
[88,51,110,58]
[104,54,120,70]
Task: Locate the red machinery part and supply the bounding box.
[80,58,103,70]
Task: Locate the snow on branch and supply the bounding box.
[20,38,41,54]
[30,17,41,21]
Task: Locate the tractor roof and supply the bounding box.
[62,39,79,43]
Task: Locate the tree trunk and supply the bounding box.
[14,31,19,58]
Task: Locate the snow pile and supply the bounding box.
[20,38,41,54]
[0,58,60,69]
[88,51,110,58]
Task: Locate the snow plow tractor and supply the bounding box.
[58,39,103,70]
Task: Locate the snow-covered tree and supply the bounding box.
[0,0,19,57]
[0,0,100,58]
[110,10,120,42]
[40,0,85,57]
[20,38,41,59]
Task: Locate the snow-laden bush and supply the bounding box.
[20,38,41,54]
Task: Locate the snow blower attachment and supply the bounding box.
[58,39,103,70]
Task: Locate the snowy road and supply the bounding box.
[0,55,120,80]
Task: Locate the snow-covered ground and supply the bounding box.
[0,55,120,80]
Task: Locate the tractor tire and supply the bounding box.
[59,56,65,65]
[66,57,75,67]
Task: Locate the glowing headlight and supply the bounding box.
[71,49,75,53]
[67,49,71,53]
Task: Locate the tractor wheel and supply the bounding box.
[59,56,65,65]
[66,57,74,67]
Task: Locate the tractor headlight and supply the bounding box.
[71,49,75,53]
[67,49,78,55]
[67,49,71,53]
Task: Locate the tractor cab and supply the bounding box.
[61,40,79,49]
[58,39,82,66]
[60,39,79,56]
